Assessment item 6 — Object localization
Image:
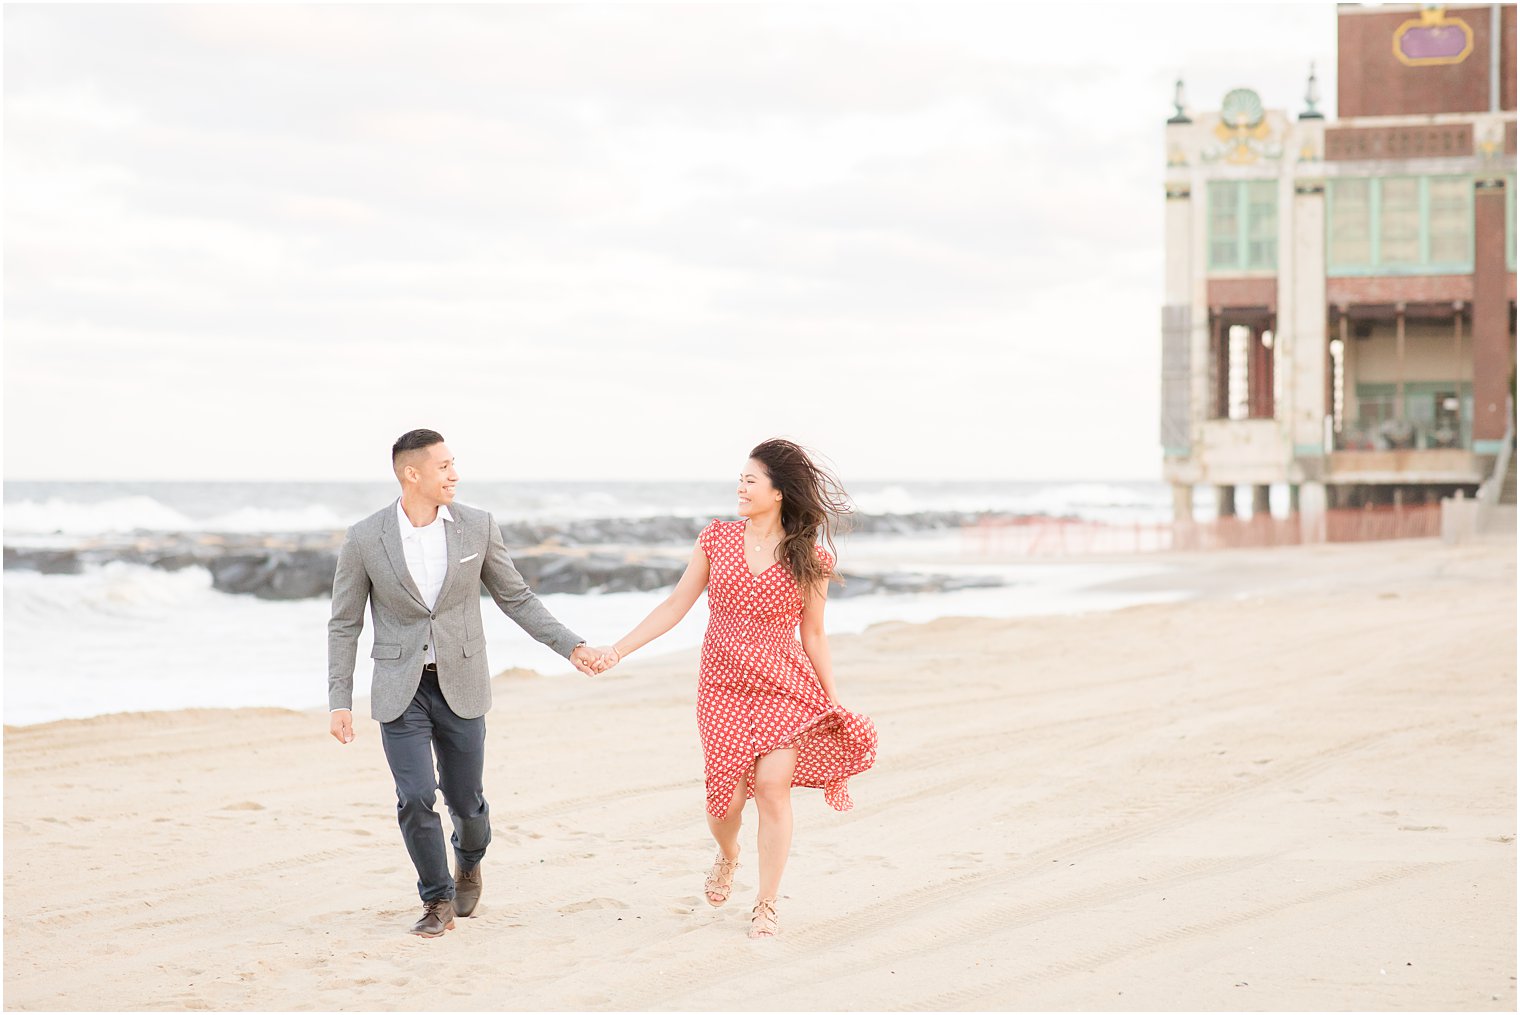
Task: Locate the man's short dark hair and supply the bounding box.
[392,429,445,464]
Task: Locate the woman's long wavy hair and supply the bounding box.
[748,438,853,596]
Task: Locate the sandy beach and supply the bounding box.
[4,532,1514,1011]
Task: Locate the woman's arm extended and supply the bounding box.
[607,540,711,663]
[799,576,838,704]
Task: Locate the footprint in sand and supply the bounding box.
[945,851,984,870]
[222,802,265,811]
[558,898,630,913]
[1398,824,1448,832]
[568,994,613,1007]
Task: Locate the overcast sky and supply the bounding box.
[4,3,1337,482]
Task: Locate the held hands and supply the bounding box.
[571,644,621,676]
[569,644,600,676]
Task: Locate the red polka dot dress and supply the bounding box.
[696,518,878,818]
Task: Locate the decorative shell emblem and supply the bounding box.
[1204,88,1277,164]
[1220,88,1264,129]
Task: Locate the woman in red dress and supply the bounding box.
[596,439,878,938]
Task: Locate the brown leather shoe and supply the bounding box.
[454,864,483,918]
[409,898,456,937]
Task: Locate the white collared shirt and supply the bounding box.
[396,498,452,664]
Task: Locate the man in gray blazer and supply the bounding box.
[328,429,603,937]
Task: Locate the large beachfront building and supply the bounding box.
[1161,3,1516,523]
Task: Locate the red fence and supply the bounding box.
[965,504,1443,556]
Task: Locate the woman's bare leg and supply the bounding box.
[704,771,748,904]
[751,747,799,904]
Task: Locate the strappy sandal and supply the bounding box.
[748,897,779,938]
[703,851,740,907]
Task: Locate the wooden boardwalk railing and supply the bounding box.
[965,504,1443,556]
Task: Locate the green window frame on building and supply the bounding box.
[1207,180,1277,272]
[1327,175,1474,276]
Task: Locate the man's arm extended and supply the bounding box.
[327,528,368,741]
[479,513,593,671]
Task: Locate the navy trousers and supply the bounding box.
[379,668,491,902]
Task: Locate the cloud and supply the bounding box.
[4,4,1335,480]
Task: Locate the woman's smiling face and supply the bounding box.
[737,458,782,518]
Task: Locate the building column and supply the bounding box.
[1288,142,1326,459]
[1251,484,1271,517]
[1288,483,1301,514]
[1395,301,1407,420]
[1251,320,1276,420]
[1212,311,1228,419]
[1172,484,1194,523]
[1216,484,1237,518]
[1338,307,1355,435]
[1454,301,1467,444]
[1473,177,1511,449]
[1324,329,1336,436]
[1298,481,1327,543]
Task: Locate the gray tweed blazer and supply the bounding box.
[327,500,583,722]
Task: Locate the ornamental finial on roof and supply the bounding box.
[1300,61,1324,120]
[1168,78,1191,125]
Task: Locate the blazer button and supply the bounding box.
[430,613,436,620]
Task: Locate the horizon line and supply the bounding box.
[2,474,1167,486]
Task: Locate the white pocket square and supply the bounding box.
[459,553,479,563]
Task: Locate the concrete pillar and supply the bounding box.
[1288,483,1301,514]
[1251,484,1271,517]
[1473,177,1511,448]
[1172,484,1194,523]
[1217,484,1237,518]
[1339,309,1353,432]
[1289,170,1327,454]
[1395,302,1407,420]
[1164,164,1196,463]
[1454,301,1467,443]
[1299,481,1327,543]
[1442,489,1481,544]
[1251,324,1274,419]
[1212,312,1228,419]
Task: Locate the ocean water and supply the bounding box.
[2,479,1175,537]
[3,479,1181,725]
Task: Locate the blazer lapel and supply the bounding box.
[380,505,429,610]
[432,512,463,608]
